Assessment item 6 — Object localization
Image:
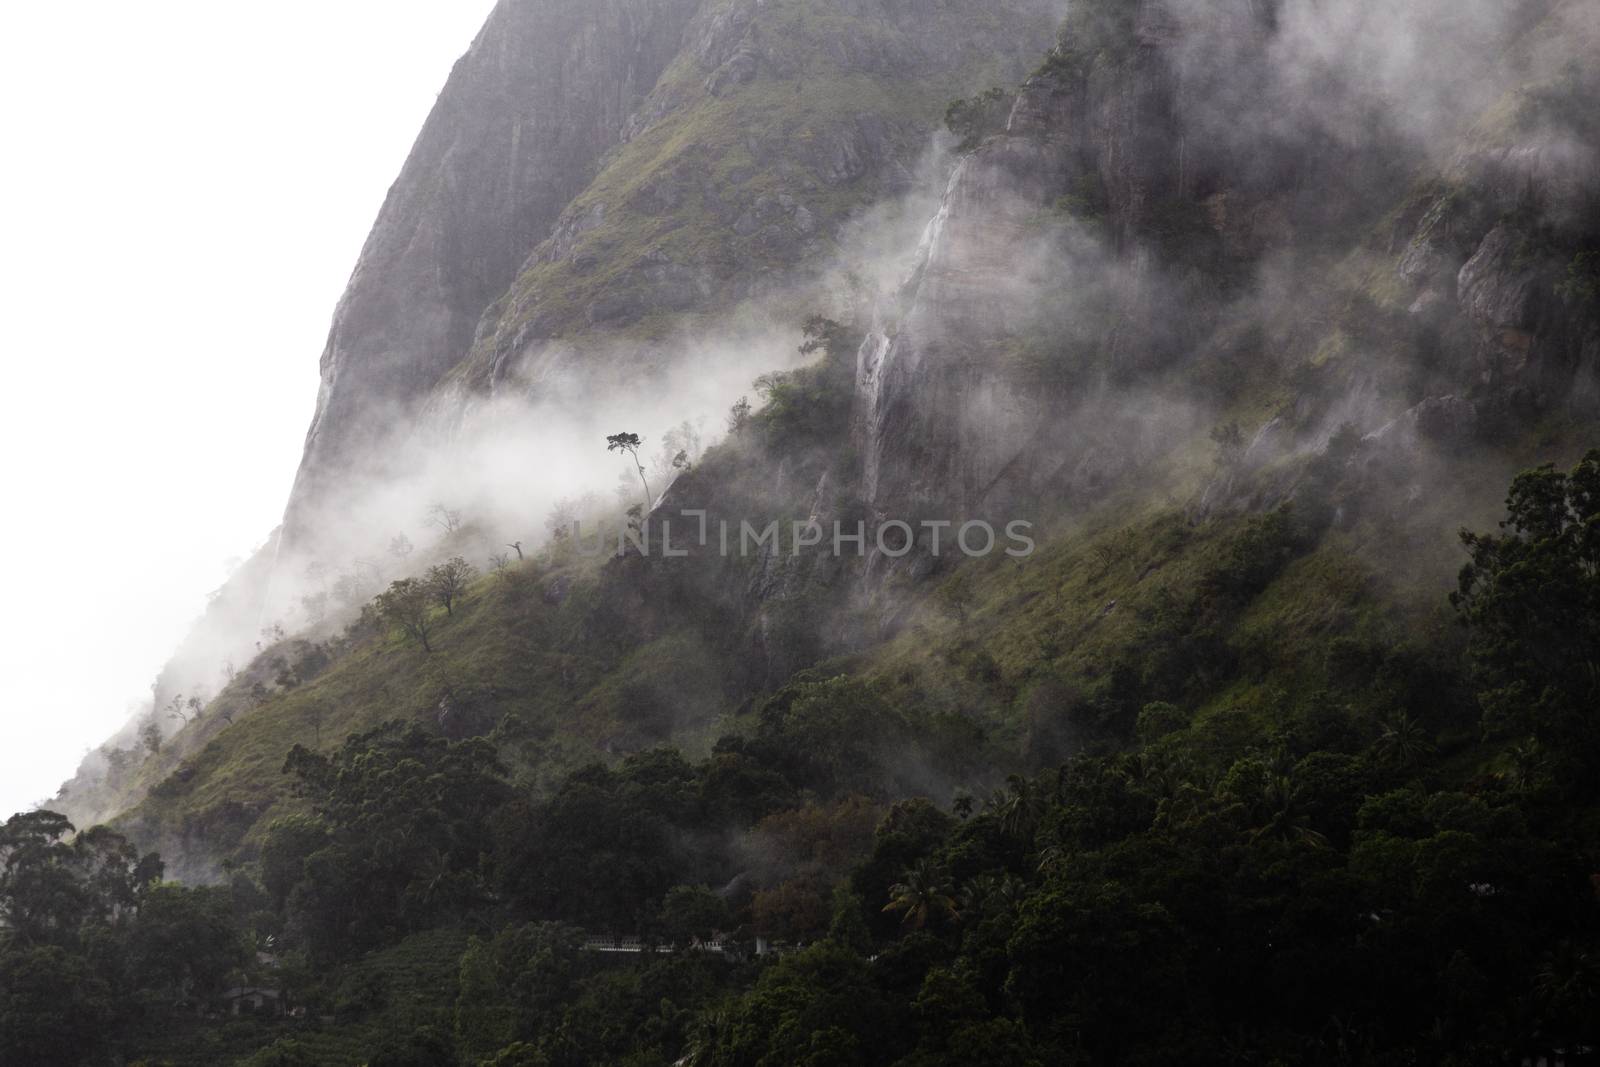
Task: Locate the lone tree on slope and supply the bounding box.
[607,432,654,513]
[426,557,476,616]
[374,578,436,653]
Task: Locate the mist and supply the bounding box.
[0,0,498,819]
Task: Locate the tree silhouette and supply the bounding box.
[426,504,463,536]
[426,556,476,616]
[882,859,959,929]
[374,578,436,653]
[607,432,654,512]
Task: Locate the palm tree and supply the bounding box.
[679,1005,733,1067]
[1248,772,1328,847]
[883,859,959,929]
[962,872,1030,915]
[987,773,1047,841]
[1374,711,1433,769]
[1507,736,1546,790]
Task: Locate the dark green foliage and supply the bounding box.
[368,1025,459,1067]
[0,945,115,1065]
[126,885,249,1000]
[943,87,1011,150]
[1454,451,1600,777]
[13,460,1600,1066]
[278,723,512,959]
[658,885,733,948]
[751,316,861,457]
[1557,249,1600,307]
[237,1039,321,1067]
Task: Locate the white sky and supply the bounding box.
[0,1,499,818]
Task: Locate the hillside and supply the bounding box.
[10,0,1600,1064]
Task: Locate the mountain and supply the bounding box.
[18,1,1600,1064]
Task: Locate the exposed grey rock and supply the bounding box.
[286,0,704,545]
[1412,395,1480,443]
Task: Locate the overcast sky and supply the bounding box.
[0,1,499,818]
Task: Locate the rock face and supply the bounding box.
[57,0,1063,822]
[855,0,1600,523]
[287,0,704,542]
[856,143,1070,516]
[284,0,1063,548]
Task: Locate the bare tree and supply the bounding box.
[427,504,463,536]
[426,556,477,616]
[490,552,511,572]
[375,578,436,653]
[607,432,654,512]
[390,533,415,561]
[506,541,524,561]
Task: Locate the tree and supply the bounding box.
[369,1025,460,1067]
[427,504,464,536]
[374,578,436,653]
[659,885,732,948]
[0,811,90,944]
[882,859,959,929]
[506,540,524,561]
[727,396,752,436]
[944,86,1011,150]
[260,814,329,910]
[390,533,415,560]
[653,420,703,482]
[607,432,654,511]
[545,500,579,543]
[126,884,248,1000]
[1453,450,1600,776]
[140,715,163,757]
[240,1039,323,1067]
[427,556,477,616]
[1373,711,1433,770]
[333,570,373,610]
[0,945,114,1065]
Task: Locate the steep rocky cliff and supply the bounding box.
[289,0,703,541]
[855,0,1600,527]
[52,0,1600,874]
[287,0,1062,548]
